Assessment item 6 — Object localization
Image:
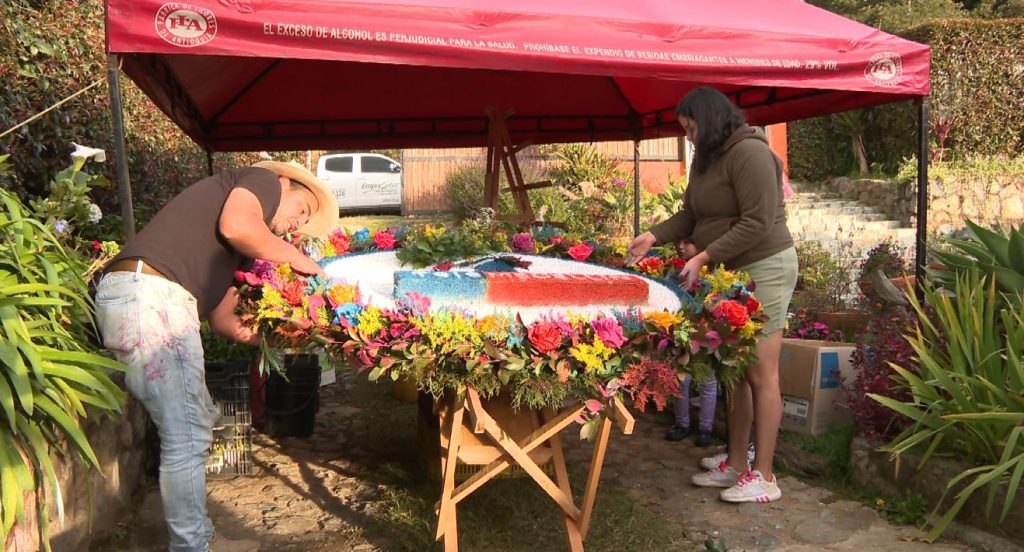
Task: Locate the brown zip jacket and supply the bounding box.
[649,126,793,269]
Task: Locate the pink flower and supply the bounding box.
[433,261,453,271]
[374,231,397,250]
[548,236,564,246]
[398,292,432,316]
[308,294,326,322]
[591,317,626,348]
[612,178,628,188]
[234,270,261,286]
[511,232,535,253]
[567,242,593,262]
[692,330,722,351]
[91,240,102,251]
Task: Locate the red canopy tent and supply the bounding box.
[103,0,932,279]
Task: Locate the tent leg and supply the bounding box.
[206,150,215,176]
[106,54,136,240]
[633,139,640,237]
[915,98,929,301]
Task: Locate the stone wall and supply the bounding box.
[850,436,1024,544]
[806,173,1024,235]
[5,374,148,552]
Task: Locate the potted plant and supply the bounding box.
[791,242,866,336]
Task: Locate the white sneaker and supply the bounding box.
[699,443,755,471]
[691,461,743,488]
[720,470,783,503]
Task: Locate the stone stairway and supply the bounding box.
[786,191,917,270]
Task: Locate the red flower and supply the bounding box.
[745,296,761,315]
[374,231,397,250]
[548,236,564,246]
[329,232,351,255]
[527,321,562,353]
[636,256,666,277]
[91,240,102,251]
[667,257,686,271]
[281,281,307,306]
[714,300,750,328]
[434,261,453,271]
[567,242,593,262]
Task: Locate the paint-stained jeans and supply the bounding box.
[95,271,217,552]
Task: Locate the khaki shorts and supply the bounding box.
[738,246,798,335]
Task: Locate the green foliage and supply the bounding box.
[444,158,551,222]
[0,184,126,549]
[902,19,1024,158]
[793,241,852,311]
[395,218,511,268]
[875,492,930,526]
[809,0,966,31]
[928,219,1024,297]
[28,152,108,239]
[546,143,619,191]
[781,425,856,485]
[640,174,687,226]
[790,18,1024,181]
[872,269,1024,540]
[0,0,262,231]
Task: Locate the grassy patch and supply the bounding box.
[776,426,928,527]
[344,376,687,551]
[338,214,452,233]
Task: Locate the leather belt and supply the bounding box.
[104,258,169,280]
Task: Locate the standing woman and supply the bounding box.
[626,87,797,503]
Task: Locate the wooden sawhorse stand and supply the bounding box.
[434,388,635,551]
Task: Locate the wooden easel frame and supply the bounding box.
[483,107,554,225]
[434,387,635,552]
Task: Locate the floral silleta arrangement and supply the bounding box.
[235,220,766,437]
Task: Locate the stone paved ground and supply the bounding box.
[94,370,970,552]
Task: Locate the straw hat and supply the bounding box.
[254,161,339,238]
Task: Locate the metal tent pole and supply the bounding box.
[633,139,641,236]
[207,150,215,176]
[106,54,136,240]
[915,97,930,301]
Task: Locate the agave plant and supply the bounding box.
[0,158,126,550]
[928,219,1024,298]
[870,268,1024,541]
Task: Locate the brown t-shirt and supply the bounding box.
[649,126,793,269]
[112,167,281,317]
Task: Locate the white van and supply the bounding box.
[316,153,403,213]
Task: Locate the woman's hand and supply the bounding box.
[626,232,657,266]
[678,251,711,289]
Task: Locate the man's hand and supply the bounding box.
[289,253,326,278]
[625,232,657,266]
[208,287,261,345]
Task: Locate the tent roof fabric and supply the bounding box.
[106,0,930,151]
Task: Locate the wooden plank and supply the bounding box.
[544,408,585,552]
[470,399,581,520]
[501,180,552,193]
[445,404,585,507]
[579,415,613,538]
[436,396,466,543]
[465,387,487,434]
[608,398,636,435]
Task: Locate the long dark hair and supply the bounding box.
[676,87,747,175]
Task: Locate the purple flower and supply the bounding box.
[612,178,628,188]
[511,232,535,253]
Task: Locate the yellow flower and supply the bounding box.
[570,338,614,373]
[320,241,337,258]
[739,320,761,339]
[357,305,385,336]
[414,310,483,354]
[257,288,287,321]
[644,310,680,331]
[424,224,447,240]
[326,284,358,306]
[276,263,294,281]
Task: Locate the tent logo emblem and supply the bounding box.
[155,3,218,47]
[864,52,903,87]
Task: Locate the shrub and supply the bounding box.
[842,306,918,439]
[792,241,851,312]
[0,162,127,548]
[874,269,1024,540]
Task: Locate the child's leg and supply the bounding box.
[697,374,719,432]
[673,374,693,427]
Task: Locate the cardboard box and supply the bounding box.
[778,339,858,436]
